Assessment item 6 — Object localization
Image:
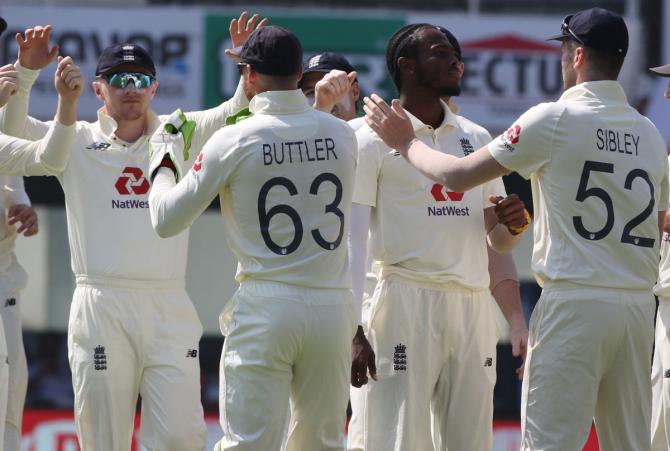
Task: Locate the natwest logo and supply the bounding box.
[430,184,464,202]
[115,167,150,196]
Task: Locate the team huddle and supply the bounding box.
[0,5,668,451]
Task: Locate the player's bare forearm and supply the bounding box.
[491,277,527,379]
[662,210,670,235]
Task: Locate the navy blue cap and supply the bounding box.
[548,7,628,56]
[95,44,156,76]
[0,17,6,37]
[231,26,303,76]
[303,52,355,75]
[436,26,462,60]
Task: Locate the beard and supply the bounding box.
[416,65,462,97]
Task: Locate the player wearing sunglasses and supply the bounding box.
[0,12,267,451]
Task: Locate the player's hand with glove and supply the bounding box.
[313,69,358,114]
[16,25,59,70]
[0,64,18,107]
[8,204,38,237]
[351,325,378,387]
[148,109,196,183]
[489,194,531,235]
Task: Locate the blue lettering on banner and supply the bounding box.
[112,199,149,209]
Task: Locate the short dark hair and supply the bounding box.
[386,23,434,93]
[565,39,625,80]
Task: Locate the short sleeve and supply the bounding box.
[352,127,382,207]
[488,102,562,179]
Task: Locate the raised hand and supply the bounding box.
[313,69,357,113]
[0,64,18,107]
[224,12,269,62]
[364,95,417,153]
[55,56,84,102]
[16,25,59,70]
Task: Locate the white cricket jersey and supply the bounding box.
[353,101,506,289]
[150,90,357,290]
[655,155,670,299]
[490,80,669,291]
[348,116,366,132]
[0,63,248,283]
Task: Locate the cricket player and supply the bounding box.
[364,8,666,451]
[650,62,670,451]
[148,26,358,450]
[346,23,528,451]
[0,175,38,451]
[0,14,263,451]
[0,21,83,448]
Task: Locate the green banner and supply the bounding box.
[204,13,405,108]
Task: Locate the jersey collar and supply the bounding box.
[403,99,459,133]
[97,107,161,142]
[249,89,311,115]
[559,80,628,104]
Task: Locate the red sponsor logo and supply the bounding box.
[193,153,204,172]
[115,167,150,195]
[430,184,464,202]
[505,124,521,144]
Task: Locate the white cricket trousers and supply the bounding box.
[67,276,206,451]
[521,284,654,451]
[216,280,357,451]
[347,275,499,451]
[0,291,26,451]
[651,298,670,451]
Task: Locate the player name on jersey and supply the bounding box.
[596,128,640,156]
[262,138,338,166]
[427,205,471,217]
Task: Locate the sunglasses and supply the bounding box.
[99,72,155,89]
[561,15,585,46]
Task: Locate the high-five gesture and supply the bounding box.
[224,12,269,61]
[16,25,59,70]
[0,64,18,107]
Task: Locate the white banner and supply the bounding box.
[0,6,203,121]
[407,14,641,132]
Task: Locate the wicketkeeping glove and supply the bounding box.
[148,108,196,183]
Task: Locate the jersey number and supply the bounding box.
[258,173,344,255]
[573,160,655,248]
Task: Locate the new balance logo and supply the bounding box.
[86,142,111,151]
[186,349,198,358]
[393,344,407,371]
[460,138,474,156]
[4,298,16,307]
[484,357,493,367]
[665,369,670,378]
[94,345,107,371]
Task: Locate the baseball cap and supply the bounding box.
[230,26,303,76]
[650,64,670,77]
[95,44,156,76]
[303,52,355,75]
[547,7,628,56]
[436,26,462,60]
[0,17,7,37]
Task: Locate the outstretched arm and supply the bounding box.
[363,95,509,192]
